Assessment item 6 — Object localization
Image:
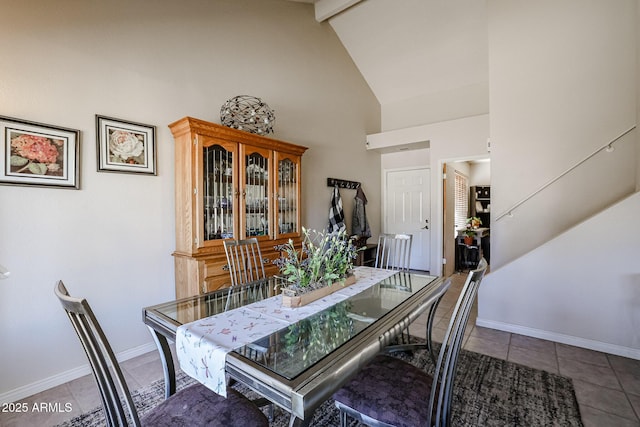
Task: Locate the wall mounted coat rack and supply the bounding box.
[327,177,361,189]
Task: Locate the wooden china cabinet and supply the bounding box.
[169,117,307,299]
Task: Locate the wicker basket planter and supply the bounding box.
[281,274,356,308]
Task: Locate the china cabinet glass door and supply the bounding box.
[276,153,300,238]
[202,142,236,243]
[241,145,272,239]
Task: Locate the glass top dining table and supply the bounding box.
[143,267,448,427]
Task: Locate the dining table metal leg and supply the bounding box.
[288,414,312,427]
[382,292,445,361]
[147,326,176,399]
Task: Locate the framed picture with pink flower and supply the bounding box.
[96,115,156,175]
[0,116,80,189]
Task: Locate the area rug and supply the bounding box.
[56,347,583,427]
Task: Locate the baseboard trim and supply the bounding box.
[0,342,157,405]
[476,317,640,361]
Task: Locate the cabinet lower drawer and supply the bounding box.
[203,275,232,293]
[174,236,302,298]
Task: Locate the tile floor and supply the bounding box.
[2,272,639,426]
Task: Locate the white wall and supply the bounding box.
[488,0,637,268]
[381,148,430,171]
[367,114,490,276]
[478,192,640,359]
[0,0,380,401]
[326,0,489,132]
[479,0,639,358]
[469,161,490,186]
[381,83,489,131]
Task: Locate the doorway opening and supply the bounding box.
[442,158,490,277]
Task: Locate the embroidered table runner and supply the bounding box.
[175,266,396,397]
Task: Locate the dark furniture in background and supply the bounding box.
[470,185,491,228]
[354,243,377,267]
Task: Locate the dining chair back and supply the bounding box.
[333,258,488,427]
[375,233,413,271]
[383,274,449,365]
[54,281,269,427]
[55,281,138,426]
[224,238,266,287]
[429,257,487,426]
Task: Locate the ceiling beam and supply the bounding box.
[314,0,363,22]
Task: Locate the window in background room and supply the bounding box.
[454,171,469,231]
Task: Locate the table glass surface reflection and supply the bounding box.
[147,272,437,381]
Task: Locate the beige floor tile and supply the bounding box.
[408,321,427,339]
[558,357,622,390]
[510,334,556,354]
[464,335,509,360]
[618,371,640,396]
[572,379,638,421]
[120,349,161,370]
[609,354,640,375]
[580,405,640,427]
[66,373,102,412]
[0,383,81,427]
[469,325,511,346]
[507,346,558,374]
[556,343,610,367]
[628,393,640,420]
[122,355,165,389]
[430,325,448,344]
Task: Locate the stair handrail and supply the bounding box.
[495,125,637,222]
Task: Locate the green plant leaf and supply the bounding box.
[10,156,28,167]
[28,162,48,175]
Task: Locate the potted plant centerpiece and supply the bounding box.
[462,216,482,245]
[274,227,360,307]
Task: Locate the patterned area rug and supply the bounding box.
[56,347,583,427]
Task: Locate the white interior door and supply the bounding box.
[384,168,431,271]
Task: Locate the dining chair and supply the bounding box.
[375,233,413,271]
[54,281,269,427]
[224,238,266,287]
[375,233,417,347]
[383,275,449,365]
[333,258,488,427]
[223,238,272,364]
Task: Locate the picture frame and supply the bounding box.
[96,115,156,175]
[0,116,80,189]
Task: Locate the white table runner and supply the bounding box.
[175,266,396,397]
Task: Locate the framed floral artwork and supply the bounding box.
[96,115,156,175]
[0,116,80,189]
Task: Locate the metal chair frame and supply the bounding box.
[429,257,487,426]
[384,290,446,364]
[376,233,418,348]
[335,258,488,427]
[375,233,413,272]
[55,281,270,427]
[224,238,266,287]
[55,281,141,426]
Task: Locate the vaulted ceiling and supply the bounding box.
[289,0,488,118]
